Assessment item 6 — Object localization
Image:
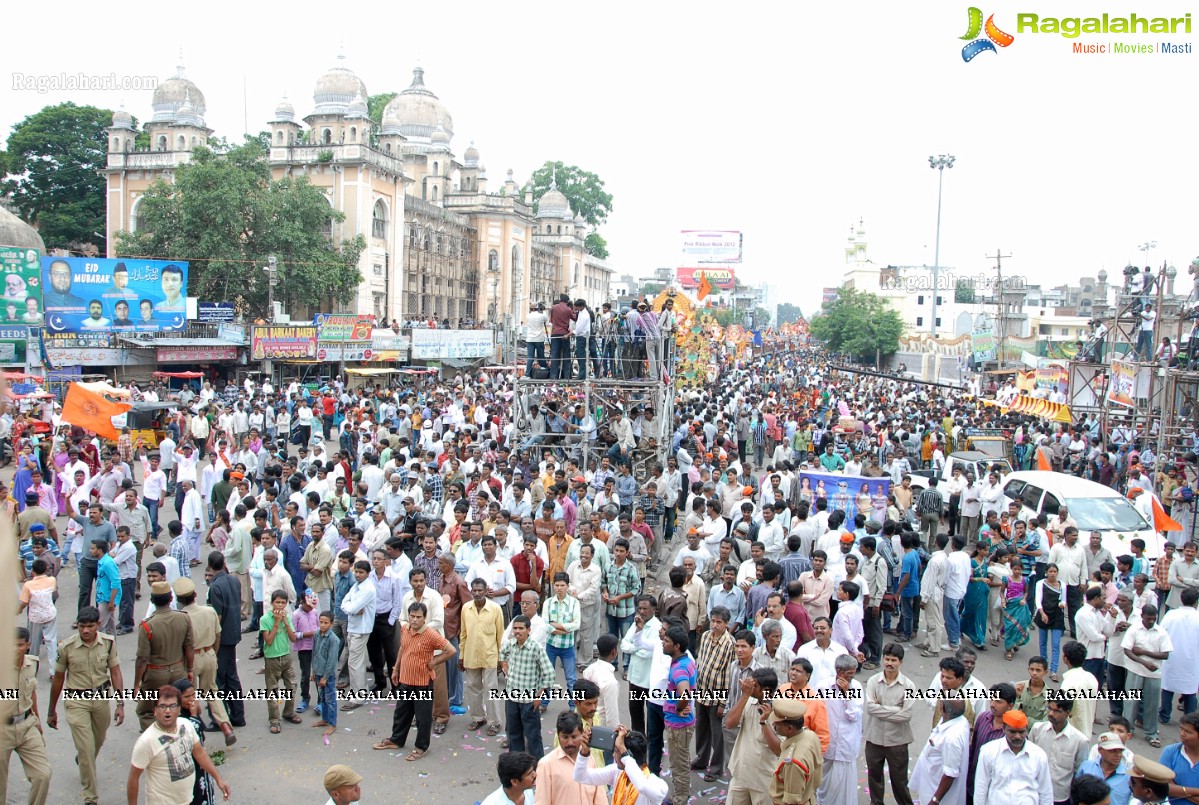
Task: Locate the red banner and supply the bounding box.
[677,267,735,290]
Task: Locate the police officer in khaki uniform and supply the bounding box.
[48,606,124,805]
[133,580,194,729]
[175,576,238,746]
[0,629,51,805]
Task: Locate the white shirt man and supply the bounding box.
[910,707,971,805]
[975,730,1054,805]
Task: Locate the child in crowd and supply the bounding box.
[312,609,341,738]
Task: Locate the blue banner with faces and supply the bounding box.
[40,257,188,333]
[798,471,891,525]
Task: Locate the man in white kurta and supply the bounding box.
[910,697,971,805]
[1159,591,1199,719]
[179,480,208,564]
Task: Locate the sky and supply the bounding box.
[3,1,1197,318]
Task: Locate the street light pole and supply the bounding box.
[265,255,278,323]
[929,154,955,336]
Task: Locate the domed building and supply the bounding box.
[103,55,613,345]
[0,205,46,252]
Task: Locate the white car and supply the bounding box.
[1000,470,1162,564]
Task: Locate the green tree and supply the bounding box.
[584,232,609,259]
[529,161,613,227]
[115,141,364,318]
[368,93,397,125]
[955,277,976,303]
[809,286,903,364]
[2,102,112,251]
[776,302,805,326]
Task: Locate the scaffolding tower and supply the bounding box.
[510,376,675,480]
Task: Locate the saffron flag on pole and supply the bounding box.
[697,271,713,301]
[1036,447,1052,472]
[62,384,131,441]
[1152,495,1183,533]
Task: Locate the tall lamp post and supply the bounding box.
[928,154,955,336]
[488,263,500,361]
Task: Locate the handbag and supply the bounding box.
[880,591,899,613]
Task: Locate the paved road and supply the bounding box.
[5,467,1183,804]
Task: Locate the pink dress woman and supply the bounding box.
[52,443,71,512]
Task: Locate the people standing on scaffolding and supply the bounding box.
[1136,304,1157,361]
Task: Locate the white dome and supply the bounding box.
[346,90,369,120]
[463,141,480,167]
[429,122,450,152]
[111,103,134,130]
[312,54,368,116]
[537,186,572,220]
[382,67,453,143]
[0,207,46,252]
[175,90,203,127]
[151,63,206,123]
[273,94,296,123]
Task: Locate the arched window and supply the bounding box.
[433,162,439,176]
[512,245,522,281]
[557,225,562,235]
[431,185,438,202]
[276,131,283,144]
[111,137,118,151]
[322,128,332,144]
[177,135,186,150]
[573,262,580,286]
[372,199,388,240]
[129,197,142,234]
[488,250,499,272]
[157,135,167,151]
[350,126,357,142]
[385,143,391,154]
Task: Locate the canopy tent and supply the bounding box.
[345,368,401,376]
[152,371,204,379]
[980,394,1073,423]
[398,368,438,375]
[0,372,45,382]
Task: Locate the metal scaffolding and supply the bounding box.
[510,376,676,480]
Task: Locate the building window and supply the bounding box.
[177,135,186,150]
[917,295,924,305]
[372,200,388,240]
[276,131,283,144]
[349,126,357,142]
[1060,328,1069,336]
[433,161,439,176]
[916,317,924,327]
[431,185,438,202]
[936,296,943,306]
[1039,324,1051,335]
[157,135,167,151]
[935,318,941,327]
[488,250,499,272]
[322,128,332,144]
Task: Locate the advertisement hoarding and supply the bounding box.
[971,331,996,363]
[409,329,494,360]
[0,246,43,325]
[250,326,318,360]
[676,267,736,290]
[314,314,374,342]
[157,346,238,363]
[41,257,188,333]
[680,230,742,263]
[0,325,28,365]
[1107,361,1137,409]
[798,471,891,524]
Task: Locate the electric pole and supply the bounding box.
[987,248,1012,367]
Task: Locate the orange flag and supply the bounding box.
[1152,496,1183,533]
[62,384,131,440]
[1036,447,1052,472]
[697,271,713,301]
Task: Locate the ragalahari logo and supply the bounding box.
[961,7,1015,61]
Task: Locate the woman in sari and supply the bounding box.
[1003,561,1033,660]
[963,540,992,650]
[12,442,37,511]
[207,509,231,553]
[987,547,1013,647]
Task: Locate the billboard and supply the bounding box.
[0,246,43,326]
[1107,361,1137,409]
[677,267,735,290]
[971,331,996,363]
[680,230,742,263]
[409,329,494,360]
[41,257,188,333]
[798,470,891,524]
[0,325,28,365]
[251,326,318,360]
[314,314,374,342]
[197,302,235,323]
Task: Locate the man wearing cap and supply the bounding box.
[975,709,1053,805]
[175,577,236,745]
[765,696,823,805]
[1128,754,1174,804]
[323,763,363,805]
[48,606,125,805]
[132,580,194,730]
[0,628,51,805]
[1076,732,1131,805]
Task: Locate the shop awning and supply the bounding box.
[1006,395,1074,423]
[346,368,401,376]
[153,371,204,379]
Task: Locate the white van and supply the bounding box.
[1001,470,1162,564]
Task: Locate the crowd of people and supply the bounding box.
[1,336,1198,805]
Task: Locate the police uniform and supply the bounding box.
[176,577,233,733]
[0,655,51,804]
[135,581,194,729]
[55,631,119,804]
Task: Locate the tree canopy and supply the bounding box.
[809,287,903,362]
[2,102,113,252]
[955,277,976,303]
[776,302,805,326]
[368,93,397,126]
[115,141,364,318]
